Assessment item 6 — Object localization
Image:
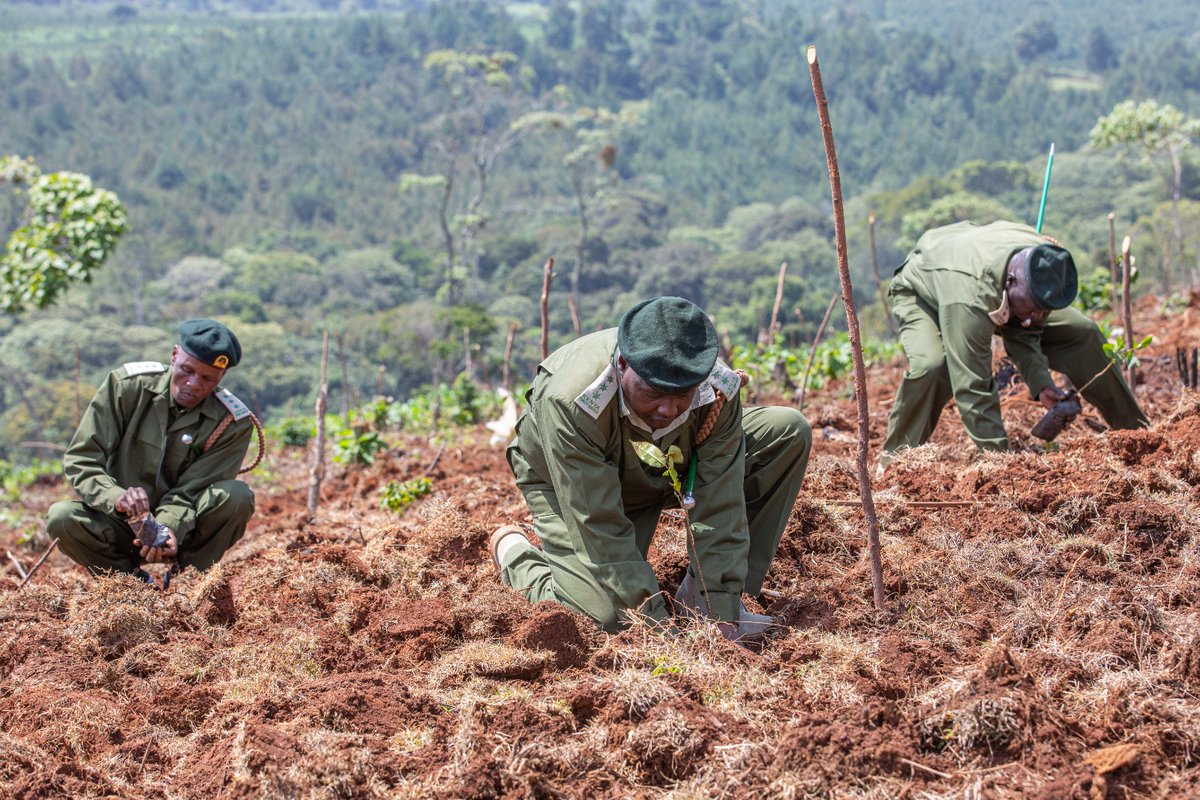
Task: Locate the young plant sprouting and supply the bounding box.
[632,441,685,501]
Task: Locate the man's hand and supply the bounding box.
[1038,385,1069,410]
[115,486,150,517]
[136,526,178,563]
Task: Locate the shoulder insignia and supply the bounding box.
[215,388,252,421]
[574,363,619,420]
[123,361,166,376]
[710,361,743,400]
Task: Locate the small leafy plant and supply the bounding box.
[333,430,387,466]
[380,477,433,514]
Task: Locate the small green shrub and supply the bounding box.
[379,477,433,514]
[333,430,386,466]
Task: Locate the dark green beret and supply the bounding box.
[1024,244,1077,310]
[178,318,241,369]
[617,296,718,393]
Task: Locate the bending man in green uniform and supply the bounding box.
[47,319,256,586]
[882,220,1148,459]
[490,297,812,640]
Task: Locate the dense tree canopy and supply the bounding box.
[0,0,1197,457]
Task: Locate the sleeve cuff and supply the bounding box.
[153,507,194,539]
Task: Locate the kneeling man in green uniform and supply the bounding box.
[491,296,812,640]
[47,319,256,585]
[882,220,1148,460]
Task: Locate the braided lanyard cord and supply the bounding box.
[203,407,267,473]
[695,369,750,446]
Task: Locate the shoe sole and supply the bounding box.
[489,525,527,587]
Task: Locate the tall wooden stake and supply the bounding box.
[1107,213,1119,314]
[540,257,555,360]
[869,212,899,335]
[567,294,582,338]
[335,331,351,426]
[769,261,788,343]
[307,331,330,521]
[797,291,840,413]
[808,44,885,612]
[1121,235,1135,389]
[502,321,518,391]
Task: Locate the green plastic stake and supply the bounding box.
[1036,142,1055,232]
[682,453,697,509]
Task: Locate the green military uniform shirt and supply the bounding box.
[889,220,1061,449]
[63,362,253,542]
[507,329,750,624]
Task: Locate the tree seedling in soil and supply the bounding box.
[380,477,433,514]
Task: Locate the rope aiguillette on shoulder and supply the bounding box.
[682,369,750,509]
[206,387,267,473]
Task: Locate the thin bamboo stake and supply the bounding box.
[1107,213,1118,314]
[567,293,582,338]
[540,257,555,360]
[307,331,330,520]
[502,321,518,391]
[336,331,350,427]
[868,212,899,336]
[7,551,27,580]
[1121,235,1135,388]
[18,538,58,589]
[796,291,840,413]
[808,44,885,612]
[769,261,787,343]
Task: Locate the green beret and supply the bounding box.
[1024,244,1077,310]
[617,296,718,392]
[178,318,241,369]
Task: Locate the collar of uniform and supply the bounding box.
[574,350,726,439]
[158,370,225,427]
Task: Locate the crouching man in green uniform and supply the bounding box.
[47,319,256,586]
[490,296,812,641]
[882,220,1148,461]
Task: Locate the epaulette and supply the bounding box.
[709,361,743,400]
[122,361,166,376]
[215,388,252,421]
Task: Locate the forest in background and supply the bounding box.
[1,0,1199,460]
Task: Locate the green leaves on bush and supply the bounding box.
[379,477,433,514]
[333,430,386,466]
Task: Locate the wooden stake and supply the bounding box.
[7,551,27,580]
[869,212,899,335]
[540,257,555,360]
[797,291,840,413]
[1121,235,1135,388]
[307,331,330,521]
[769,261,787,343]
[808,44,886,612]
[336,331,351,427]
[567,293,582,338]
[1107,213,1118,314]
[502,321,518,391]
[18,538,58,589]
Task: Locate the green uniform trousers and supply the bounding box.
[883,293,1147,453]
[502,406,811,632]
[46,479,255,575]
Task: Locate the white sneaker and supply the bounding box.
[673,573,777,639]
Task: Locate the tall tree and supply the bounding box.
[1,155,127,314]
[399,50,536,307]
[1091,99,1200,291]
